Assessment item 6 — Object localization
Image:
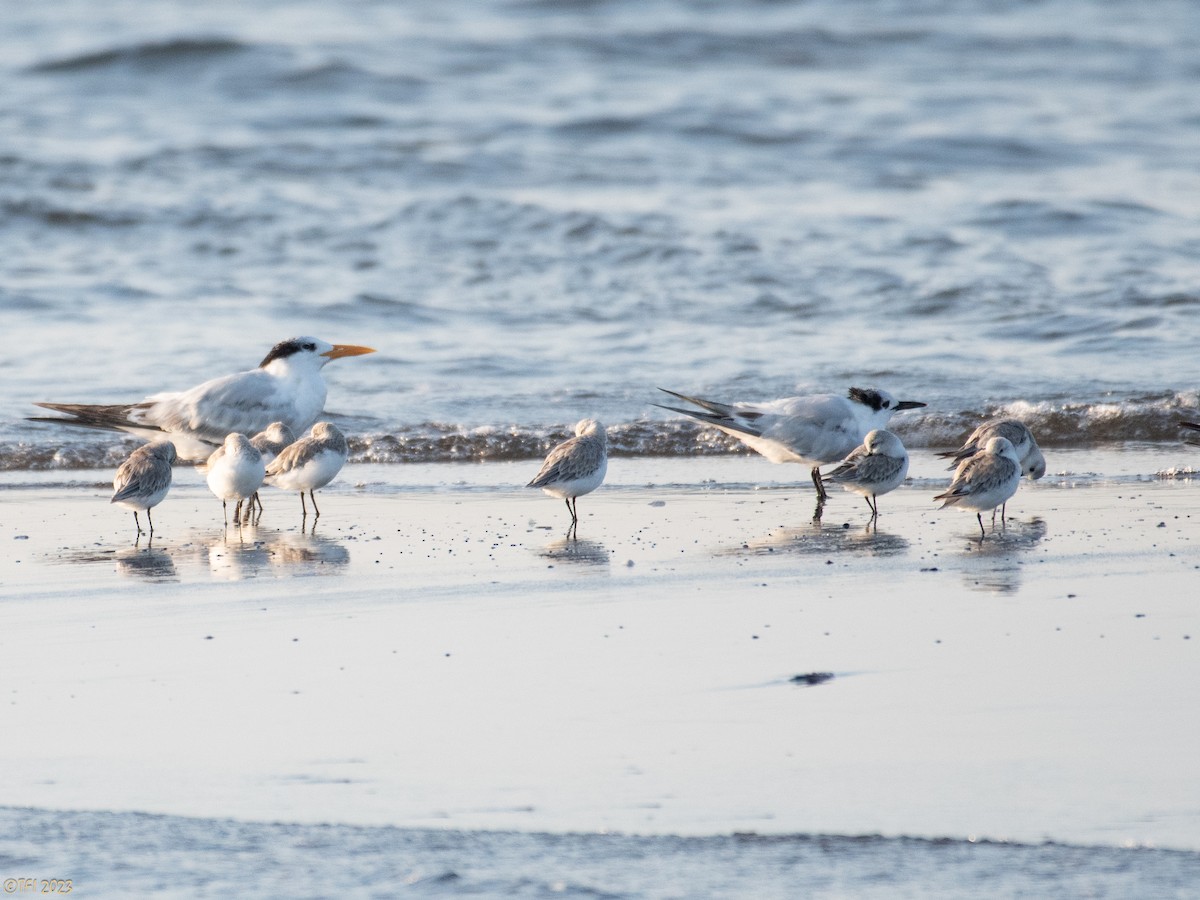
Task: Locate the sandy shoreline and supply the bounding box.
[2,450,1199,851]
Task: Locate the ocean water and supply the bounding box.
[5,1,1200,894]
[4,0,1200,470]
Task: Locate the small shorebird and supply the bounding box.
[934,436,1022,538]
[265,421,349,519]
[31,337,373,460]
[248,421,296,513]
[527,419,608,535]
[939,418,1046,479]
[111,440,176,536]
[204,433,266,525]
[655,387,924,501]
[824,429,910,524]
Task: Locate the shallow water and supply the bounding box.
[4,0,1200,468]
[5,807,1200,900]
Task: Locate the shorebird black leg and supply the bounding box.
[300,492,307,518]
[976,512,986,538]
[866,495,879,526]
[810,466,828,501]
[133,512,144,535]
[146,509,155,536]
[222,499,229,526]
[309,490,321,518]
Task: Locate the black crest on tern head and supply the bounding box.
[848,387,888,412]
[259,338,319,368]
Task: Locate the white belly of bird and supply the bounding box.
[113,485,169,513]
[539,459,607,500]
[206,456,266,502]
[269,449,345,493]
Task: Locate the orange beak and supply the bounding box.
[321,344,376,360]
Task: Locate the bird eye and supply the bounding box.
[303,342,316,351]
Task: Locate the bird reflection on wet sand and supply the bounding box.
[58,527,350,582]
[61,543,179,583]
[538,536,611,566]
[727,521,910,559]
[955,516,1048,594]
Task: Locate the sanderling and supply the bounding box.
[204,433,266,525]
[824,429,910,523]
[656,387,924,500]
[249,421,296,513]
[934,436,1022,538]
[527,419,608,535]
[111,440,176,536]
[265,421,349,519]
[32,337,373,460]
[939,418,1045,479]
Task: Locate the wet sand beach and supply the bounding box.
[3,450,1199,862]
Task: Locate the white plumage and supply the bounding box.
[656,386,924,499]
[205,433,266,525]
[33,337,373,460]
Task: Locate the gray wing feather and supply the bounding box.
[528,435,604,487]
[830,451,905,486]
[111,452,172,503]
[654,389,764,439]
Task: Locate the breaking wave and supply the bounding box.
[6,394,1200,471]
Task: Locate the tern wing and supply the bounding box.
[146,370,301,445]
[755,397,861,463]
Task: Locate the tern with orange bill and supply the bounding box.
[31,337,374,460]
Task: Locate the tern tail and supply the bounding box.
[29,401,161,434]
[654,389,764,439]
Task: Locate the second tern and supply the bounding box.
[656,386,925,500]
